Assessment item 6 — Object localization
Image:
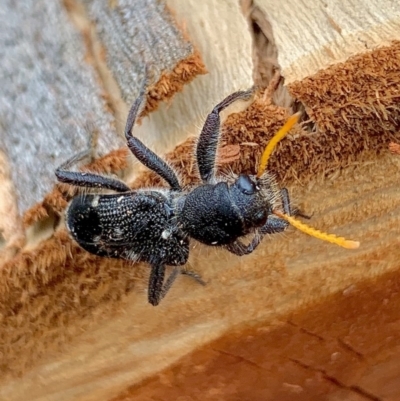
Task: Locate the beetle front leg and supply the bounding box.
[196,89,254,183]
[259,187,291,234]
[226,187,294,255]
[225,232,264,256]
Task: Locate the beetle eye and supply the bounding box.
[236,174,256,195]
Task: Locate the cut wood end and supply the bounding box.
[141,51,207,117]
[253,1,400,83]
[389,142,400,155]
[217,144,241,165]
[288,42,400,176]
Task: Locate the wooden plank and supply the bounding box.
[0,0,123,214]
[0,1,254,400]
[0,0,206,216]
[117,267,400,400]
[134,0,254,156]
[1,0,400,400]
[254,0,400,83]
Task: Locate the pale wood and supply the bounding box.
[0,152,24,264]
[134,0,254,157]
[1,0,400,400]
[0,0,124,214]
[3,155,400,401]
[0,1,254,399]
[0,0,205,214]
[255,0,400,83]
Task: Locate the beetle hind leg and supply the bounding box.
[148,264,206,306]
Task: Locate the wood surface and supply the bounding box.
[0,0,400,400]
[255,0,400,83]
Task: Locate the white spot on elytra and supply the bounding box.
[91,196,100,207]
[110,227,124,239]
[161,230,171,240]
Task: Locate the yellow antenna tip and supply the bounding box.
[273,211,360,250]
[257,112,301,178]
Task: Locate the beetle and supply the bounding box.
[56,85,358,305]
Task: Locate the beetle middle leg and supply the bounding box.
[124,81,181,191]
[181,269,207,286]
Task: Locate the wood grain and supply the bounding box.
[1,0,400,400]
[255,0,400,83]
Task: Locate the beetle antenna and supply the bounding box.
[257,112,301,178]
[273,211,360,249]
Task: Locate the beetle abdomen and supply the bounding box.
[66,191,189,265]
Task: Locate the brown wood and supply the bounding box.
[114,267,400,401]
[1,0,400,400]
